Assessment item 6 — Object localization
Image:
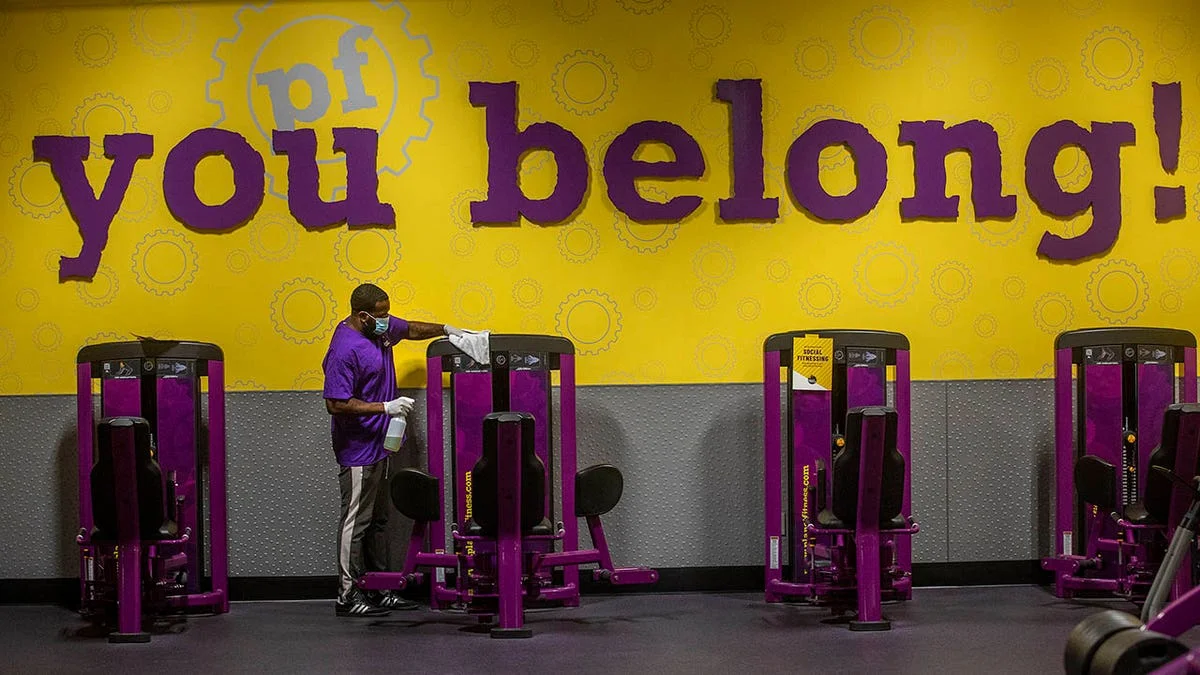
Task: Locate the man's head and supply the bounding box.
[350,283,390,337]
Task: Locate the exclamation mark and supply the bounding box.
[1154,81,1186,221]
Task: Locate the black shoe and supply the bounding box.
[373,591,419,611]
[336,598,391,617]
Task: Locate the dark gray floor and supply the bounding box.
[0,587,1185,674]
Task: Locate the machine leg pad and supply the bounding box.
[849,620,891,632]
[490,627,533,639]
[108,632,151,644]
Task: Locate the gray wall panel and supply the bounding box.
[946,380,1055,561]
[225,391,339,577]
[0,395,77,578]
[225,390,430,577]
[575,384,764,568]
[2,378,1073,581]
[911,382,949,563]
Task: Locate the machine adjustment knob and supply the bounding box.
[1123,430,1136,444]
[832,435,846,454]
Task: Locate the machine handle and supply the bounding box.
[1152,466,1200,495]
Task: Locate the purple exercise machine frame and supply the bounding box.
[1077,405,1200,674]
[1043,327,1198,601]
[75,341,229,642]
[763,329,918,629]
[358,334,657,637]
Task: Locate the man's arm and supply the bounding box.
[405,321,449,340]
[325,398,386,416]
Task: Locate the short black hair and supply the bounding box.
[350,283,388,313]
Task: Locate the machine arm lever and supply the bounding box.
[1152,466,1200,496]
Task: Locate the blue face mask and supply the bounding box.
[362,314,388,337]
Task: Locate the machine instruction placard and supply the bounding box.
[792,335,833,391]
[449,354,489,373]
[156,359,193,379]
[508,352,548,371]
[1136,345,1171,364]
[101,360,139,380]
[1083,345,1120,365]
[846,347,885,368]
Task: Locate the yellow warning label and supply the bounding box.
[792,335,834,390]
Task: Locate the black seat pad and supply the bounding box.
[1074,455,1118,512]
[1122,502,1155,525]
[390,468,440,523]
[575,464,623,517]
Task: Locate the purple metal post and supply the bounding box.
[77,364,94,532]
[111,422,149,643]
[207,361,229,613]
[76,363,94,605]
[560,354,580,606]
[492,417,529,638]
[1053,348,1075,564]
[763,350,783,602]
[894,350,913,589]
[425,356,446,609]
[850,411,888,631]
[1186,349,1198,403]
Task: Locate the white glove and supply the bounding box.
[443,325,465,337]
[384,396,414,417]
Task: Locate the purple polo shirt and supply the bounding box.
[322,315,410,467]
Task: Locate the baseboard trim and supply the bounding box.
[912,560,1053,587]
[1,561,1054,605]
[0,578,77,606]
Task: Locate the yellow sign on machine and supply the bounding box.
[792,335,834,391]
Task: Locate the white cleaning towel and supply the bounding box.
[449,330,491,365]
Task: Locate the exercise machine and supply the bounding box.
[1044,328,1198,600]
[75,340,228,642]
[1063,403,1200,675]
[763,329,919,631]
[357,334,657,638]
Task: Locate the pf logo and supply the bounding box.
[206,3,438,200]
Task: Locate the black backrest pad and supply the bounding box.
[471,412,546,536]
[1074,455,1118,512]
[390,468,441,522]
[831,407,904,526]
[576,464,623,517]
[91,417,169,539]
[1146,404,1200,523]
[1144,411,1177,524]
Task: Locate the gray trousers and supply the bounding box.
[336,456,390,603]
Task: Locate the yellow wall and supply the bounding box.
[1,0,1199,394]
